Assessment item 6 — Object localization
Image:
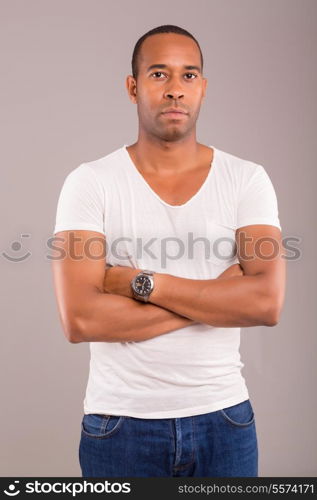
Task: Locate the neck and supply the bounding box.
[128,133,202,174]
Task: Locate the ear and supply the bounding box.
[126,75,137,104]
[202,77,208,99]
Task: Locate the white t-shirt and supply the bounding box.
[53,144,281,418]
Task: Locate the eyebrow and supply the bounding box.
[146,64,202,74]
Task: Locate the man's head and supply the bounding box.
[126,25,207,143]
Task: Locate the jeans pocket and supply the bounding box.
[81,413,125,439]
[220,399,255,427]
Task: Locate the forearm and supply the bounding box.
[73,291,196,343]
[149,273,276,327]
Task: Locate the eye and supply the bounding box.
[151,71,166,79]
[150,72,198,80]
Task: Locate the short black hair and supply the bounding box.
[131,25,204,80]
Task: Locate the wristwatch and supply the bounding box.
[130,269,155,302]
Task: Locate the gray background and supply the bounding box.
[1,0,316,476]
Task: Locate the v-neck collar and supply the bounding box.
[122,144,217,209]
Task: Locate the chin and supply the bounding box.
[159,128,188,142]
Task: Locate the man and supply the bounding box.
[52,25,286,477]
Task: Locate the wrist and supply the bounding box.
[147,272,165,303]
[103,265,140,297]
[127,269,141,298]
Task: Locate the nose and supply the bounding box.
[164,89,184,100]
[163,77,184,100]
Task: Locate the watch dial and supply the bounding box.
[135,276,152,296]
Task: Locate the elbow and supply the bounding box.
[257,277,285,327]
[63,315,85,344]
[263,309,279,327]
[262,298,283,327]
[254,274,285,327]
[68,333,82,344]
[65,310,100,343]
[65,326,82,344]
[57,290,103,343]
[62,292,105,343]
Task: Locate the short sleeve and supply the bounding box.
[236,164,282,230]
[53,163,105,235]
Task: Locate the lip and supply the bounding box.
[162,112,187,119]
[161,109,188,119]
[161,108,188,115]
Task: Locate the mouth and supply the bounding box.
[161,111,188,119]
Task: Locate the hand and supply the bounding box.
[217,263,244,280]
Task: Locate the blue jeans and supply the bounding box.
[79,399,258,477]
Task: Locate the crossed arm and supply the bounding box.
[52,225,286,343]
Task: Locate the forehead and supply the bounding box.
[139,33,201,69]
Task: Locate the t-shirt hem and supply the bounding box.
[83,391,250,419]
[53,224,105,235]
[236,218,281,230]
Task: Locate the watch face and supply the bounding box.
[134,275,152,296]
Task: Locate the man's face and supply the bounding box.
[127,33,207,142]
